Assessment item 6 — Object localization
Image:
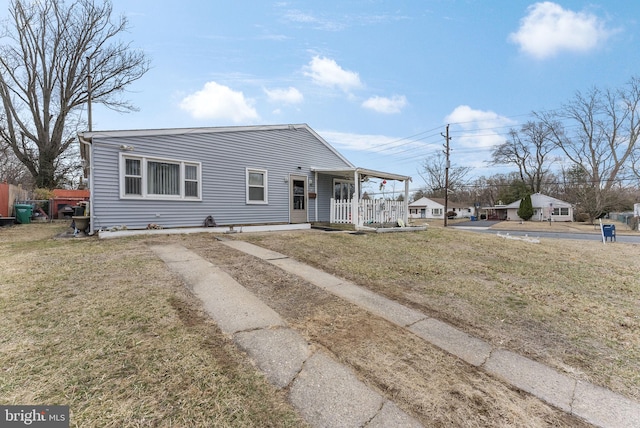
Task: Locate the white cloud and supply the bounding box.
[284,10,317,24]
[280,7,409,31]
[445,105,516,149]
[282,9,345,31]
[362,95,407,114]
[179,81,259,123]
[303,56,363,92]
[264,86,304,104]
[258,34,289,41]
[509,2,614,59]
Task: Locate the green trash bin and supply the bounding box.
[15,204,33,224]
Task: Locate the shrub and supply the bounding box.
[517,195,534,221]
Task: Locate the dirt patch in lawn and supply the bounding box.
[152,233,592,427]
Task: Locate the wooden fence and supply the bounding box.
[0,183,29,217]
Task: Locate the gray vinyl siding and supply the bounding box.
[89,126,351,230]
[315,173,335,223]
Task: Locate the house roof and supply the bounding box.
[408,197,471,209]
[504,193,572,208]
[78,123,354,168]
[80,123,315,140]
[409,197,442,208]
[428,198,472,209]
[78,123,413,182]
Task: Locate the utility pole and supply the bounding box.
[87,56,92,132]
[441,124,451,227]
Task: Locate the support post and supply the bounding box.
[404,179,410,224]
[353,169,360,226]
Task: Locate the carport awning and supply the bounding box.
[311,167,411,182]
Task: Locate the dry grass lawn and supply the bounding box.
[1,222,637,427]
[228,226,639,405]
[0,223,306,427]
[170,234,591,427]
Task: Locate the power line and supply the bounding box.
[363,126,446,153]
[348,107,590,159]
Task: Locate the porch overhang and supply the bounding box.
[311,167,411,182]
[313,167,412,228]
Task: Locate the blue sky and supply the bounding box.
[7,1,640,189]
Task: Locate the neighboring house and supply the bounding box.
[481,203,508,221]
[408,197,473,219]
[503,193,574,222]
[78,124,411,234]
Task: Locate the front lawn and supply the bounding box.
[0,223,306,427]
[234,227,640,402]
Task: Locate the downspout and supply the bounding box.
[78,133,94,235]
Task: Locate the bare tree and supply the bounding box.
[490,121,556,193]
[471,175,500,206]
[0,141,31,185]
[559,164,602,222]
[536,77,640,221]
[0,0,149,188]
[418,152,471,200]
[631,145,640,184]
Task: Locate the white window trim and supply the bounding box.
[123,158,142,196]
[246,168,268,205]
[119,153,202,201]
[184,164,200,198]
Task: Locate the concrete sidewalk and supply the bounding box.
[220,239,640,428]
[150,243,423,428]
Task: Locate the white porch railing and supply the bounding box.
[330,198,406,225]
[330,199,356,224]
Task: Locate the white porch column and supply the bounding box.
[404,179,410,224]
[353,169,360,226]
[314,171,318,223]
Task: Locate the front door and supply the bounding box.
[289,175,307,223]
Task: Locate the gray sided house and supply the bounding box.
[78,124,411,234]
[504,193,574,222]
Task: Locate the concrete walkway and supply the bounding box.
[151,241,640,428]
[150,243,423,428]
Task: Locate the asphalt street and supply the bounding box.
[452,221,640,244]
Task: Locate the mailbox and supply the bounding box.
[602,224,616,242]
